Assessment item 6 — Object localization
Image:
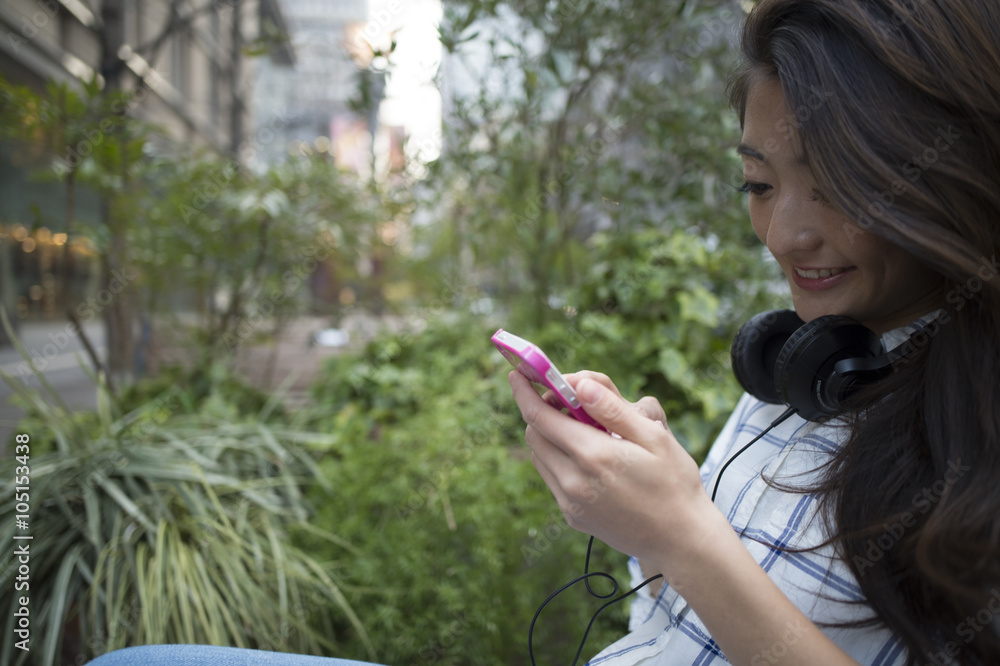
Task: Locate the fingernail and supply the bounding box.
[577,379,601,406]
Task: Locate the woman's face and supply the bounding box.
[739,78,941,334]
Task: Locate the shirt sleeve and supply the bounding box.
[625,556,657,632]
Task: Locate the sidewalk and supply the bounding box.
[0,318,106,451]
[0,312,399,450]
[151,313,393,405]
[229,316,362,408]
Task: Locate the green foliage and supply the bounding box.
[533,225,785,459]
[302,315,630,665]
[416,0,761,324]
[135,151,376,357]
[115,362,285,422]
[0,73,407,387]
[0,3,790,666]
[297,260,780,664]
[132,148,413,365]
[290,3,788,664]
[0,361,371,666]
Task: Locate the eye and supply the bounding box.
[738,181,772,197]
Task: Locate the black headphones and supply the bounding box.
[730,309,918,421]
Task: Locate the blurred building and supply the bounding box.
[255,0,369,169]
[256,0,417,180]
[0,0,293,330]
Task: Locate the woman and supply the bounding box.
[512,0,1000,664]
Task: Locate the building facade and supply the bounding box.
[254,0,370,169]
[0,0,293,330]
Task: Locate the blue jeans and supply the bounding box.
[88,645,385,665]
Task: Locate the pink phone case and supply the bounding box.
[492,329,604,430]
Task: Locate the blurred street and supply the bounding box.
[0,313,389,455]
[0,319,105,453]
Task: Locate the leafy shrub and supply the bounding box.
[537,225,784,460]
[299,223,783,664]
[6,361,286,458]
[302,315,631,665]
[0,371,370,666]
[116,362,285,422]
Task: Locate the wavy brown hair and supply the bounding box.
[728,0,1000,663]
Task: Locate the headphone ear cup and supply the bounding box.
[731,310,806,404]
[773,315,882,420]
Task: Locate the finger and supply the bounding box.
[634,396,669,429]
[510,371,605,456]
[564,373,665,428]
[574,377,668,448]
[564,371,624,400]
[510,370,586,433]
[524,423,589,510]
[527,438,562,494]
[540,388,570,411]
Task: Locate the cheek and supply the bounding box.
[856,237,903,274]
[857,241,936,296]
[748,200,770,245]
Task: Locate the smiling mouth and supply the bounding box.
[793,266,851,279]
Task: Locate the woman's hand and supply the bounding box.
[510,368,860,666]
[508,368,717,573]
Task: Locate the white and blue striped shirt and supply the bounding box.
[587,321,929,665]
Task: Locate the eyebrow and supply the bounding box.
[736,143,766,162]
[736,142,810,166]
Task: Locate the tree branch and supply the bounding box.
[133,0,220,68]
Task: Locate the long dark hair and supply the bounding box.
[728,1,1000,663]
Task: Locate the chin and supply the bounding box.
[790,300,850,324]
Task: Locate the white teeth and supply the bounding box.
[795,267,845,279]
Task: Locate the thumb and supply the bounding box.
[576,378,663,446]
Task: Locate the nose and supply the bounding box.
[759,190,823,258]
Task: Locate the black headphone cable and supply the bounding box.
[709,406,796,503]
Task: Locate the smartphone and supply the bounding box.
[492,329,605,430]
